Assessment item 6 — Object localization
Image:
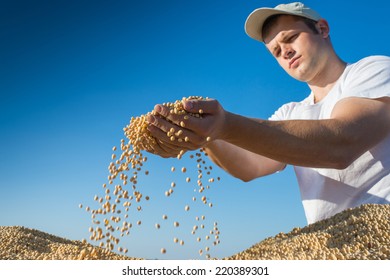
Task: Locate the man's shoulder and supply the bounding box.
[269,95,313,121]
[351,55,390,69]
[280,95,313,110]
[344,55,390,81]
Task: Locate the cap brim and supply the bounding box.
[244,8,301,42]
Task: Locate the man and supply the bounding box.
[146,2,390,224]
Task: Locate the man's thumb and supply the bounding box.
[183,98,217,114]
[182,99,197,113]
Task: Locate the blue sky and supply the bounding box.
[1,0,389,260]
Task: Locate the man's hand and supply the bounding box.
[146,98,227,157]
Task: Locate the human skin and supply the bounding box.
[146,15,390,182]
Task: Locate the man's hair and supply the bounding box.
[262,14,319,42]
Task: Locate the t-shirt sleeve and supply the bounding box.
[343,56,390,100]
[268,100,308,121]
[268,105,286,121]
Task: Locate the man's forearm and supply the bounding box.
[204,140,285,181]
[221,112,353,169]
[219,97,390,169]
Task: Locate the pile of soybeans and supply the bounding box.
[0,226,140,260]
[1,204,388,260]
[225,203,390,260]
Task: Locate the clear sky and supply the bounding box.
[1,0,389,260]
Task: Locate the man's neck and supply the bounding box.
[308,56,347,103]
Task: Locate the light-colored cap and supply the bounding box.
[245,2,321,42]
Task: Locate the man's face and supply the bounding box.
[263,15,328,83]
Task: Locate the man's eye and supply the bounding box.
[288,34,298,42]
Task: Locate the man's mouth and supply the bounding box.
[289,56,301,69]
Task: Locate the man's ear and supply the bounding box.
[316,19,330,38]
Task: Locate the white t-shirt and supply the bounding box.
[269,55,390,224]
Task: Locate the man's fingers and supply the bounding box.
[147,114,175,133]
[182,98,219,115]
[153,99,220,127]
[152,105,184,127]
[148,123,204,149]
[147,113,205,146]
[153,104,169,117]
[150,140,178,158]
[148,98,223,147]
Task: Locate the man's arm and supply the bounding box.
[149,96,390,170]
[185,97,390,169]
[204,140,286,182]
[147,111,286,181]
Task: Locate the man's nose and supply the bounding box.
[282,46,294,59]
